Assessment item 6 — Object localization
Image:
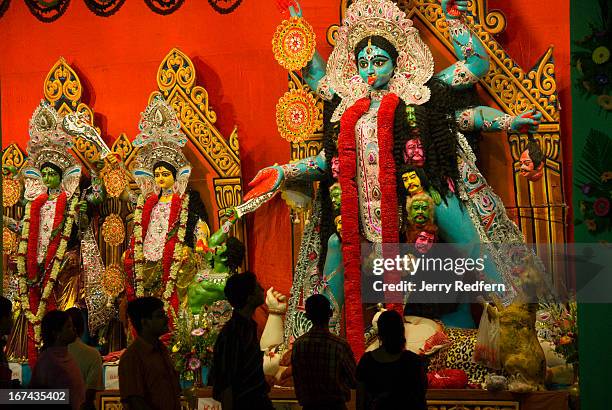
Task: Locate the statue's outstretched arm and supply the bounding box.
[456,106,542,134]
[285,1,334,97]
[434,0,490,90]
[241,150,328,211]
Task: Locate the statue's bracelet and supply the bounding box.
[268,309,286,315]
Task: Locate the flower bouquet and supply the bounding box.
[537,302,579,364]
[170,310,219,385]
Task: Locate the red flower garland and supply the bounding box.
[339,97,371,360]
[24,191,69,368]
[377,94,403,312]
[26,193,48,282]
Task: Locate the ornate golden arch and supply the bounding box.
[289,0,565,263]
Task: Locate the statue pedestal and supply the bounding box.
[97,387,570,409]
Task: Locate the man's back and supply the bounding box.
[118,337,181,410]
[211,312,272,410]
[68,339,104,391]
[291,327,357,409]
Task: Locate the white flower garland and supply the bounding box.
[162,194,189,311]
[133,194,146,298]
[16,196,78,343]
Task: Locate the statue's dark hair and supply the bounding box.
[153,161,177,179]
[224,236,246,274]
[40,162,63,179]
[525,138,545,167]
[317,79,479,273]
[354,35,399,65]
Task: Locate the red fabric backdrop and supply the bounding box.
[0,1,571,306]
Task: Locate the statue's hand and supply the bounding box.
[441,0,468,19]
[243,166,285,202]
[78,200,88,213]
[510,109,542,134]
[2,165,18,177]
[266,287,288,314]
[106,153,120,166]
[428,188,442,206]
[276,0,302,17]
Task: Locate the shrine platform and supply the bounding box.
[97,387,569,409]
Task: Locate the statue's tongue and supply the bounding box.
[368,75,377,85]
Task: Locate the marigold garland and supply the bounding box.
[338,97,371,360]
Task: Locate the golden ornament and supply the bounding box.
[102,264,125,298]
[102,214,125,247]
[103,167,128,198]
[2,227,17,255]
[276,89,320,142]
[2,177,22,207]
[272,17,316,71]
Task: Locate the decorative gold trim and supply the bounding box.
[1,143,25,172]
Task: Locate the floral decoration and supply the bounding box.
[272,16,316,71]
[276,88,320,142]
[575,129,612,235]
[102,213,126,246]
[571,2,611,113]
[537,302,579,364]
[170,309,219,381]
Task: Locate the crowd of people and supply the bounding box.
[0,271,428,410]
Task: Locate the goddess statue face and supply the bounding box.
[409,199,432,226]
[41,166,61,189]
[357,44,395,90]
[415,231,435,254]
[402,171,422,195]
[519,149,544,182]
[154,165,175,190]
[404,138,425,167]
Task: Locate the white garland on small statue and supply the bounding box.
[16,197,78,343]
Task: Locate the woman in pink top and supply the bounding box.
[30,310,86,410]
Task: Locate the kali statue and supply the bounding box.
[3,101,105,361]
[239,0,545,356]
[123,96,209,318]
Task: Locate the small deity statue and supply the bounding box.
[519,139,545,182]
[124,96,209,317]
[187,229,245,314]
[3,101,106,361]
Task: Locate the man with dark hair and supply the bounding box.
[211,271,272,410]
[66,307,103,410]
[291,294,357,410]
[119,297,181,410]
[0,296,17,388]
